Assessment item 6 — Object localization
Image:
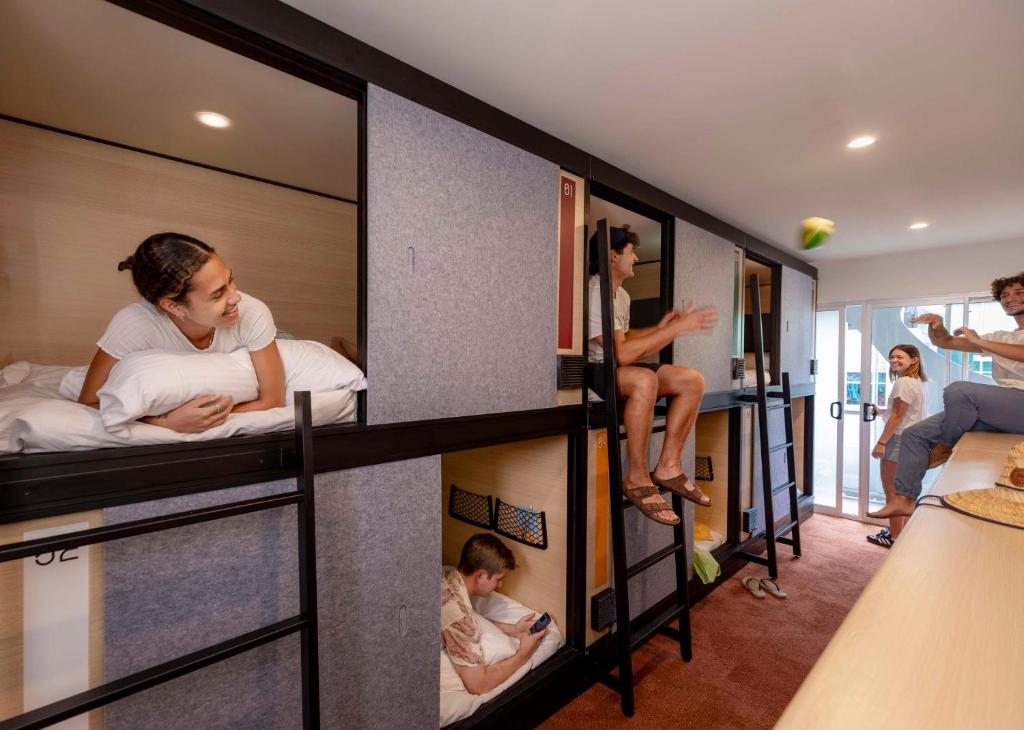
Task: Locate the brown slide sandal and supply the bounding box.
[622,483,681,526]
[650,472,712,507]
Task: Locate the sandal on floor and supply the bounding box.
[649,472,712,507]
[866,530,894,549]
[622,483,680,526]
[741,575,766,599]
[760,577,787,599]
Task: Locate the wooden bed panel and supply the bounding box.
[441,437,568,636]
[0,119,357,367]
[694,410,730,538]
[0,511,103,729]
[792,396,807,494]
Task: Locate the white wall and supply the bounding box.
[816,236,1023,303]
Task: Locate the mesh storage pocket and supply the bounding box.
[448,484,494,529]
[493,498,547,549]
[695,455,714,482]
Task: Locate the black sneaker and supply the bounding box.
[866,530,894,548]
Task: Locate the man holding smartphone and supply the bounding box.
[441,534,548,695]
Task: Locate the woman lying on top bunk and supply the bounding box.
[78,232,285,433]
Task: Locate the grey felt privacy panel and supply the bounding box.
[751,406,793,532]
[780,266,815,384]
[315,457,441,730]
[673,218,737,393]
[366,85,559,424]
[618,430,694,619]
[103,481,300,729]
[102,458,440,730]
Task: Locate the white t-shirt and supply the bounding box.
[588,275,630,363]
[883,376,926,435]
[984,328,1024,390]
[98,291,276,359]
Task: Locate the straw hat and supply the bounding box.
[995,440,1024,489]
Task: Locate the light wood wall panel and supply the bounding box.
[441,437,568,636]
[694,410,730,538]
[0,119,357,366]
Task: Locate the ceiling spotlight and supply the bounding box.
[847,135,876,149]
[194,111,231,129]
[909,222,929,230]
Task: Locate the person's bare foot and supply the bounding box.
[867,495,916,519]
[928,443,953,468]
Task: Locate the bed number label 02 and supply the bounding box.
[33,548,80,566]
[23,522,90,730]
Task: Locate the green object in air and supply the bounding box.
[693,546,721,584]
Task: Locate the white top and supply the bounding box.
[883,376,926,435]
[98,291,276,359]
[984,328,1024,390]
[588,275,630,363]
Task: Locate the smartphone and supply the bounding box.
[528,612,551,635]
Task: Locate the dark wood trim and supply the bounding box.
[566,432,589,652]
[138,0,815,278]
[0,406,585,524]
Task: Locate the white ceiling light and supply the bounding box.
[846,135,876,149]
[909,221,929,230]
[194,111,231,128]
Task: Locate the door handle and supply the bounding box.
[830,401,841,420]
[862,403,877,422]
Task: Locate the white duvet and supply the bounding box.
[440,589,564,727]
[0,362,356,454]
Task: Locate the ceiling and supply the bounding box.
[282,0,1024,262]
[0,0,358,201]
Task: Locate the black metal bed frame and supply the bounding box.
[0,392,320,730]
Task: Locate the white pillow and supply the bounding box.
[98,351,258,435]
[95,340,366,435]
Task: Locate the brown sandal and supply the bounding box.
[650,472,712,507]
[622,483,681,526]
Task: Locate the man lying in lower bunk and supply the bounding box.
[588,225,719,525]
[870,272,1024,519]
[441,534,548,695]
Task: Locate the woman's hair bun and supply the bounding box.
[117,255,134,272]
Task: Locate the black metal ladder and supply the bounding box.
[736,272,801,579]
[588,218,691,717]
[0,393,320,730]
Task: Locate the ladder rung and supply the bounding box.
[766,393,785,399]
[626,543,684,579]
[771,480,797,496]
[597,674,620,692]
[769,441,793,453]
[777,535,795,546]
[775,520,798,539]
[630,602,688,651]
[735,551,770,567]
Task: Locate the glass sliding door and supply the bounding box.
[813,309,840,511]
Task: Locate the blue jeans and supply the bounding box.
[894,382,1024,499]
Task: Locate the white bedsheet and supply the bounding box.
[440,589,564,727]
[0,362,357,454]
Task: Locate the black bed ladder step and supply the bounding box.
[735,271,803,581]
[588,219,691,719]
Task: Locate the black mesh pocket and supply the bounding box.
[695,455,714,482]
[448,484,494,530]
[493,498,547,550]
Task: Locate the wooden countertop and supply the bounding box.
[776,432,1024,730]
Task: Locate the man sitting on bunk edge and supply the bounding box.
[441,534,547,695]
[588,225,718,526]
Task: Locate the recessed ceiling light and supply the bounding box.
[847,135,876,149]
[909,222,929,230]
[194,111,231,129]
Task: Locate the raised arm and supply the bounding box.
[912,314,982,353]
[594,304,718,366]
[955,327,1024,363]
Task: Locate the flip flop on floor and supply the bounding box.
[650,472,712,507]
[759,577,787,599]
[741,575,766,599]
[622,483,681,526]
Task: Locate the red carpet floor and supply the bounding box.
[540,514,887,730]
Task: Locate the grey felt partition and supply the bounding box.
[673,218,738,393]
[366,84,559,424]
[779,266,816,385]
[751,405,794,532]
[102,456,441,730]
[619,429,695,619]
